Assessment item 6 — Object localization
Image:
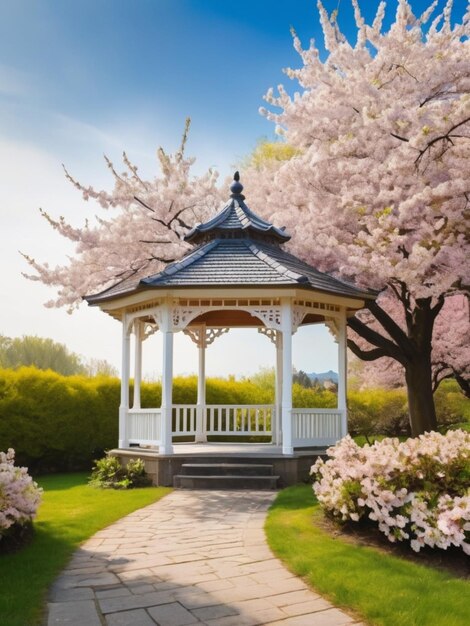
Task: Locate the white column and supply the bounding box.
[274,331,283,446]
[119,314,131,448]
[133,321,142,409]
[195,327,207,443]
[160,304,174,455]
[337,308,348,437]
[281,299,293,455]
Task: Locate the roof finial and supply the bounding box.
[230,171,244,198]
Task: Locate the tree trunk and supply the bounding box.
[454,372,470,399]
[348,293,443,437]
[405,357,437,436]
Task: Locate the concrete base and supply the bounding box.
[111,443,326,487]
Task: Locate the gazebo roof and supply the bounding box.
[86,173,376,305]
[184,172,290,245]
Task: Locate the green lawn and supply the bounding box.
[0,473,171,626]
[266,485,470,626]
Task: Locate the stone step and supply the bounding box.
[173,474,280,490]
[179,463,274,476]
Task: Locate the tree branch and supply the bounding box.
[391,132,409,142]
[133,195,155,213]
[347,315,407,365]
[366,300,413,358]
[415,116,470,165]
[347,339,389,361]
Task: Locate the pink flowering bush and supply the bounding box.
[0,448,43,541]
[311,431,470,555]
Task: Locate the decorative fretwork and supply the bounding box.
[325,318,339,342]
[257,327,277,345]
[184,326,229,348]
[172,307,204,330]
[250,307,282,330]
[142,322,158,341]
[292,306,307,334]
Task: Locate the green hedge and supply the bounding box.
[0,367,467,473]
[0,368,120,473]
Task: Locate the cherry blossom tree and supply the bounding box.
[255,0,470,434]
[22,119,222,311]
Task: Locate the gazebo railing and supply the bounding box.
[204,404,273,437]
[126,405,344,446]
[291,408,344,446]
[127,408,162,445]
[172,405,197,436]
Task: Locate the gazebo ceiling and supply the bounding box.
[189,309,325,328]
[86,172,377,313]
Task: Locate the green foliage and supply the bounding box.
[89,455,151,489]
[348,388,411,440]
[348,383,468,440]
[244,138,300,170]
[0,472,170,626]
[0,334,118,378]
[0,367,120,473]
[0,335,85,376]
[434,379,470,429]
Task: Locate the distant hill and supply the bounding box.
[307,370,338,383]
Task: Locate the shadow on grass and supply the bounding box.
[36,472,90,491]
[0,525,79,626]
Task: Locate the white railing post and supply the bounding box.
[337,307,348,437]
[195,327,207,442]
[119,314,130,448]
[275,330,283,446]
[133,320,142,410]
[281,298,293,455]
[160,303,174,455]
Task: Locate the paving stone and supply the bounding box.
[190,603,239,621]
[266,608,356,625]
[47,600,102,626]
[196,578,235,592]
[106,609,157,626]
[49,587,94,602]
[231,597,276,613]
[99,591,176,614]
[75,572,121,587]
[283,598,334,616]
[147,601,199,625]
[204,615,259,626]
[131,584,158,595]
[267,589,323,607]
[95,587,133,599]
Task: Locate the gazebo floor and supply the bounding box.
[111,443,326,488]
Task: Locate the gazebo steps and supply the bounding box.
[179,462,274,476]
[173,462,279,489]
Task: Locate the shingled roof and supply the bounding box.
[86,173,376,304]
[184,172,290,245]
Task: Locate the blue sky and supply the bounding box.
[0,0,466,377]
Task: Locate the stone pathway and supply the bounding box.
[47,491,363,626]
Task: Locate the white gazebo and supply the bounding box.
[87,173,375,457]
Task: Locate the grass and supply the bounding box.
[0,473,171,626]
[265,485,470,626]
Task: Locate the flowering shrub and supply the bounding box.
[0,448,43,541]
[311,431,470,554]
